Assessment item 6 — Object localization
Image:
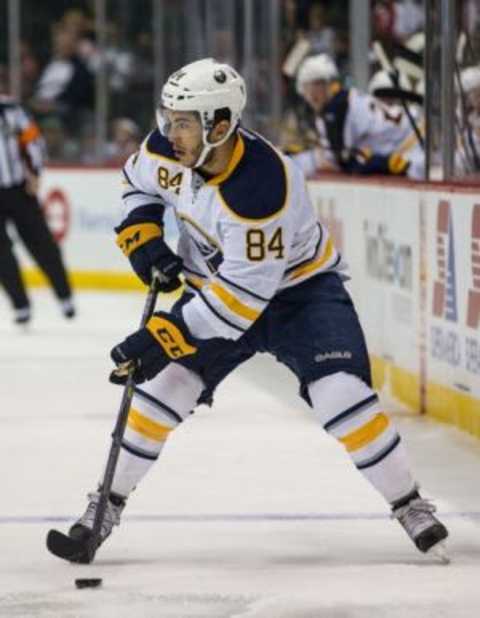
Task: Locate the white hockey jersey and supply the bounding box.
[295,87,424,179]
[119,127,342,341]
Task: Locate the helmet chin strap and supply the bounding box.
[193,142,213,168]
[193,122,235,169]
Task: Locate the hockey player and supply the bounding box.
[293,54,425,179]
[66,58,447,562]
[456,65,480,175]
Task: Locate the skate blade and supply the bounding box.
[428,541,450,565]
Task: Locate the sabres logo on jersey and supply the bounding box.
[179,213,224,274]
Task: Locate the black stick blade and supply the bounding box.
[46,529,93,563]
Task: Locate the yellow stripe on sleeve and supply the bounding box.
[288,238,335,281]
[209,282,261,322]
[339,413,390,452]
[127,408,173,442]
[116,223,162,257]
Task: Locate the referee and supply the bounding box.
[0,95,75,324]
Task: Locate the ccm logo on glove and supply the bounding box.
[146,316,197,359]
[116,223,162,257]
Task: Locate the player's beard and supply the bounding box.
[181,142,205,168]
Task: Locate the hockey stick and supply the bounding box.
[46,268,166,563]
[373,40,425,150]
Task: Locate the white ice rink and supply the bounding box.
[1,289,480,618]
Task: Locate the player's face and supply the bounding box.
[163,110,204,167]
[303,80,330,112]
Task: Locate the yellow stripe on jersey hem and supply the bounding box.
[209,282,260,321]
[339,413,389,452]
[127,408,173,442]
[116,223,162,257]
[185,275,207,290]
[207,135,245,186]
[288,238,335,280]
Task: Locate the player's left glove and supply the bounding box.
[110,311,198,385]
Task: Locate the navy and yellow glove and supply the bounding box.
[110,311,198,384]
[342,148,410,176]
[116,219,183,291]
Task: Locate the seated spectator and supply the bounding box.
[30,27,94,135]
[105,117,140,164]
[393,0,424,44]
[305,3,336,57]
[40,116,79,163]
[373,0,424,47]
[20,41,41,99]
[292,53,425,179]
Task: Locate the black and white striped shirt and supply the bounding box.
[0,96,44,189]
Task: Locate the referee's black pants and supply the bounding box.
[0,184,72,310]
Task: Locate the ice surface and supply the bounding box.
[1,290,480,618]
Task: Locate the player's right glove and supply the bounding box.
[109,311,199,384]
[116,219,183,291]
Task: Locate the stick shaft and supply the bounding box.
[88,274,162,559]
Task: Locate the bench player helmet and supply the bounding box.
[158,58,247,167]
[296,54,339,96]
[368,69,410,96]
[460,66,480,93]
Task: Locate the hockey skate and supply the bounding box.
[60,298,76,319]
[14,307,31,325]
[46,491,126,563]
[393,493,449,563]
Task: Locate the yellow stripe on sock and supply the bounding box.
[339,413,389,452]
[127,408,172,442]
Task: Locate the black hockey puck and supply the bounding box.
[75,578,102,589]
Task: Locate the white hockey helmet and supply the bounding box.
[158,58,247,167]
[368,69,410,96]
[460,66,480,93]
[296,54,339,96]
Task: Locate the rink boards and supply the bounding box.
[20,168,480,439]
[310,176,480,440]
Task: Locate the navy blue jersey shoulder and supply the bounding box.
[145,129,178,162]
[219,131,287,220]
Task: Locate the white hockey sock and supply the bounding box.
[109,363,205,497]
[308,371,416,504]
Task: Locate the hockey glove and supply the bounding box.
[116,221,183,291]
[110,311,198,385]
[342,148,410,176]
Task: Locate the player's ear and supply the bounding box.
[209,120,231,144]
